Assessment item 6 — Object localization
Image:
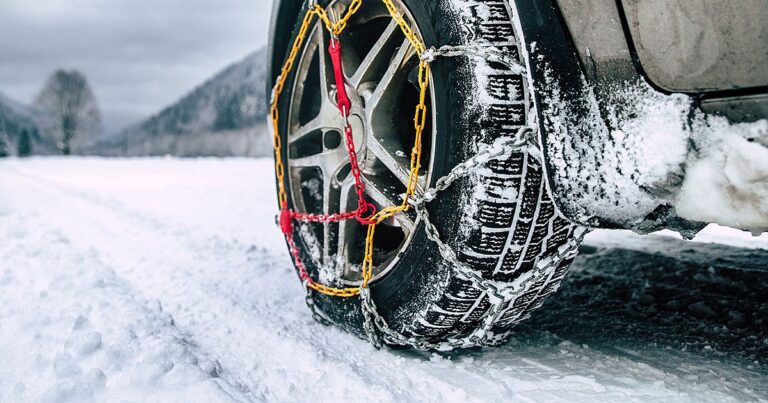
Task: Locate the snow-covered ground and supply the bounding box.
[0,158,766,402]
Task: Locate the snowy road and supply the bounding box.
[1,158,766,402]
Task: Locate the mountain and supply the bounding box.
[0,91,30,116]
[0,91,56,156]
[103,48,270,157]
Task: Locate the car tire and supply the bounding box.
[272,0,584,346]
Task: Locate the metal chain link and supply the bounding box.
[417,127,536,205]
[359,220,586,351]
[274,1,587,351]
[420,44,527,75]
[359,224,587,351]
[297,41,586,351]
[358,125,588,351]
[304,288,333,326]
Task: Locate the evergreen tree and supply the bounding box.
[0,134,8,157]
[213,92,243,131]
[17,129,32,157]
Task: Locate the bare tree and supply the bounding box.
[34,70,101,155]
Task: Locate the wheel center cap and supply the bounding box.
[331,81,368,156]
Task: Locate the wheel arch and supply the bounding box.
[512,0,608,226]
[513,0,713,235]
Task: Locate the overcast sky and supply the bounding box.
[0,0,273,135]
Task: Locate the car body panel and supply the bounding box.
[620,0,768,93]
[554,0,637,83]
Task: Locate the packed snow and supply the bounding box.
[538,67,768,231]
[677,119,768,233]
[1,158,766,402]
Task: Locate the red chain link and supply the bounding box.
[329,39,352,116]
[280,37,376,282]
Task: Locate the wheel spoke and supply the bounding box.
[321,174,334,264]
[289,115,334,144]
[350,19,402,88]
[316,27,334,106]
[367,37,414,115]
[286,5,432,283]
[290,148,349,180]
[364,174,415,233]
[288,110,338,144]
[335,179,357,262]
[366,134,412,188]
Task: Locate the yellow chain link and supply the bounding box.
[272,7,318,208]
[314,0,363,36]
[272,0,430,297]
[361,0,430,287]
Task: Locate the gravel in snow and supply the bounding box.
[0,158,766,402]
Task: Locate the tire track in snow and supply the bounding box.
[0,198,253,402]
[1,159,764,402]
[0,163,491,402]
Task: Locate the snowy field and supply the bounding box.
[0,158,766,403]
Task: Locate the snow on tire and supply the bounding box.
[272,0,584,347]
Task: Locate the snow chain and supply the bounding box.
[270,0,585,351]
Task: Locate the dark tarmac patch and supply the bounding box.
[519,239,768,371]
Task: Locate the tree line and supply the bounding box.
[0,69,101,157]
[0,129,31,157]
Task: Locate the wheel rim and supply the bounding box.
[286,0,435,285]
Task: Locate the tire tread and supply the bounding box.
[403,0,580,343]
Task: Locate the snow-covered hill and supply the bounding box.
[0,158,766,402]
[101,48,270,157]
[0,91,31,117]
[0,91,56,156]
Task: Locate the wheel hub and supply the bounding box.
[286,0,434,284]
